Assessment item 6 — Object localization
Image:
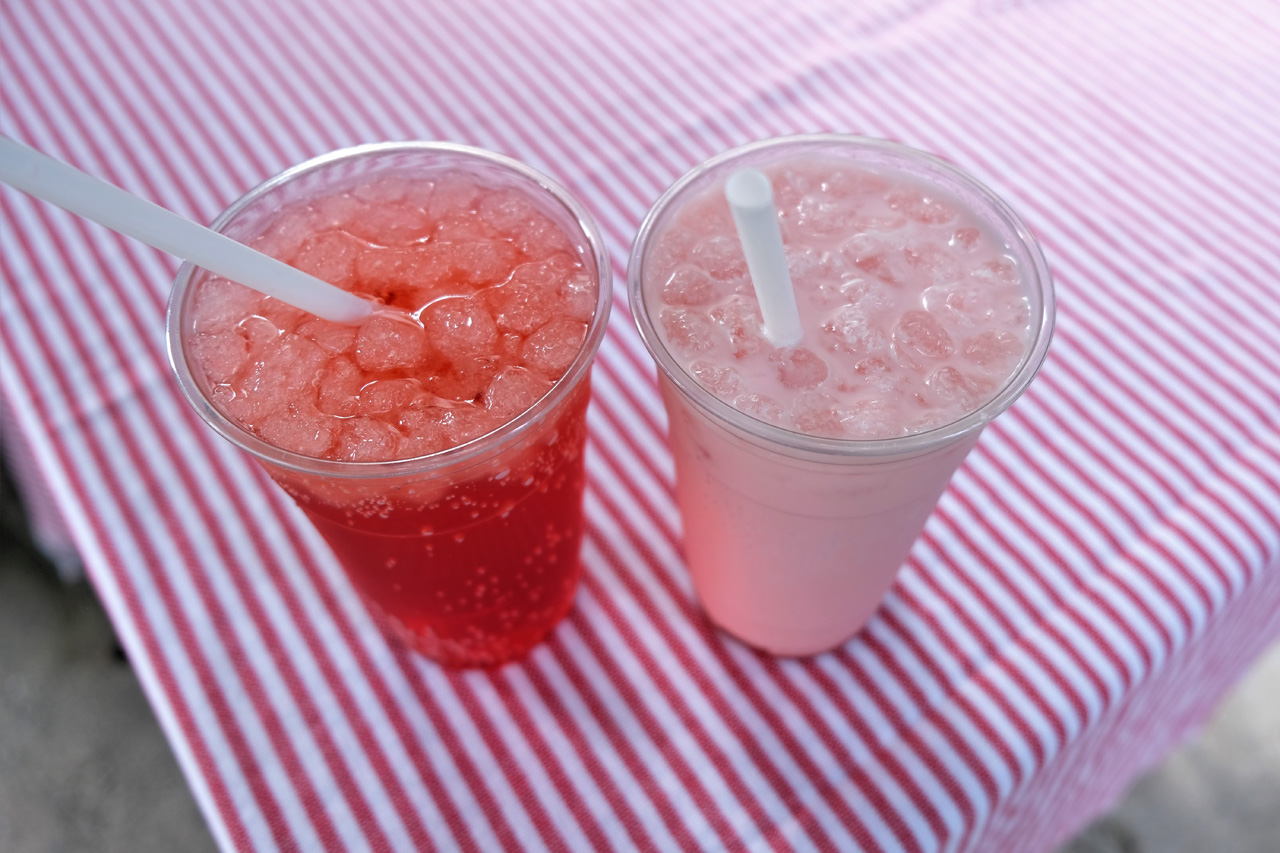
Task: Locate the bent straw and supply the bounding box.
[0,135,374,325]
[725,167,803,346]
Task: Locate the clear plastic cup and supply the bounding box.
[168,143,612,667]
[628,135,1054,656]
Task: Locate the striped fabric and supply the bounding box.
[3,0,1280,850]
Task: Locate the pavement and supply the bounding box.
[1,459,1277,852]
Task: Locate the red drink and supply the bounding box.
[168,144,611,667]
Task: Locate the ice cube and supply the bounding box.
[191,331,248,385]
[853,354,911,395]
[513,212,575,261]
[659,307,716,357]
[793,192,859,237]
[396,406,453,457]
[343,201,435,246]
[317,357,363,416]
[558,267,597,323]
[921,363,988,409]
[351,175,415,205]
[484,367,554,421]
[661,266,719,306]
[923,280,999,329]
[773,347,829,390]
[839,398,900,439]
[734,392,784,424]
[709,296,770,359]
[522,318,588,380]
[419,295,500,363]
[823,168,891,198]
[950,227,982,252]
[434,212,499,243]
[821,303,886,356]
[904,244,963,288]
[359,378,424,415]
[853,249,911,286]
[258,295,308,334]
[478,189,539,234]
[892,310,955,361]
[257,404,340,458]
[925,365,976,407]
[434,404,499,446]
[235,336,329,424]
[193,278,262,334]
[964,329,1025,373]
[237,315,282,361]
[426,355,496,404]
[489,276,557,336]
[439,240,521,288]
[355,313,428,371]
[248,207,325,262]
[690,235,749,282]
[355,244,451,305]
[787,246,841,289]
[689,361,743,399]
[297,318,357,354]
[791,393,845,438]
[969,255,1020,287]
[885,187,958,224]
[427,176,481,220]
[336,417,402,462]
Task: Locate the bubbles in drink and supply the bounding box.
[647,155,1032,439]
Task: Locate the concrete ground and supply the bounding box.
[0,461,1277,852]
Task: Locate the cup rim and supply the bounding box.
[166,141,613,479]
[627,133,1055,460]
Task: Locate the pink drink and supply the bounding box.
[169,144,612,668]
[629,136,1053,656]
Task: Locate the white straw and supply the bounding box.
[725,168,803,347]
[0,135,374,325]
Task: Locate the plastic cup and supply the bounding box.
[168,143,612,668]
[628,135,1054,656]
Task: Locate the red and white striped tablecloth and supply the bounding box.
[4,0,1280,850]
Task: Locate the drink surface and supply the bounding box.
[184,169,598,667]
[645,156,1031,440]
[188,173,597,462]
